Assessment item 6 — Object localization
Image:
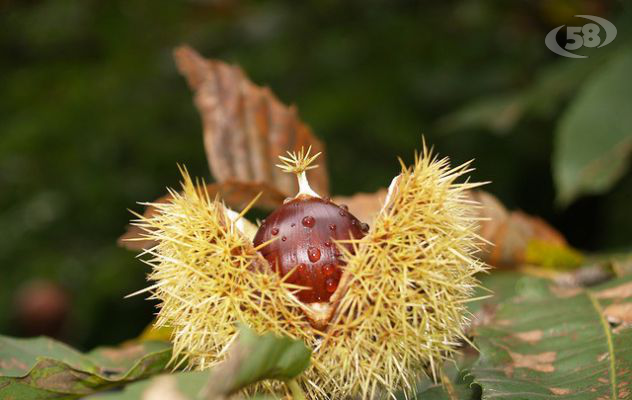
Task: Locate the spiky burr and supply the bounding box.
[131,143,487,399]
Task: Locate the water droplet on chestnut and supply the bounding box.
[271,227,279,235]
[325,278,338,293]
[308,247,321,262]
[328,224,336,231]
[302,216,315,228]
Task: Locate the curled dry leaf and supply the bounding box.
[468,191,574,268]
[120,46,330,250]
[174,45,329,197]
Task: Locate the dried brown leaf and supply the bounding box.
[332,188,387,226]
[174,45,329,197]
[468,190,571,268]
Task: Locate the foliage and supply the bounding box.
[553,47,632,205]
[97,325,310,400]
[473,274,632,399]
[0,325,310,400]
[0,337,170,399]
[3,266,631,399]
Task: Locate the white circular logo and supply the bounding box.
[545,15,617,58]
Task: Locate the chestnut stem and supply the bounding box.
[296,170,320,198]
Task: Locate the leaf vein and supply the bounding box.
[587,291,617,400]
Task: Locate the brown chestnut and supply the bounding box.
[253,196,366,303]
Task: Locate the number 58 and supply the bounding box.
[566,23,601,50]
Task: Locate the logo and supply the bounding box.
[545,15,617,58]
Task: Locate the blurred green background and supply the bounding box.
[1,0,631,350]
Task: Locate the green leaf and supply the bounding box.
[88,371,278,400]
[467,272,545,318]
[228,324,311,390]
[0,336,171,399]
[472,274,632,399]
[417,384,481,400]
[94,325,311,399]
[89,371,209,400]
[412,383,480,400]
[553,48,632,205]
[403,361,482,400]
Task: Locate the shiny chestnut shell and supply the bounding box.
[253,197,367,303]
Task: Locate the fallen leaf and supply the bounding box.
[96,325,311,400]
[473,275,632,399]
[0,335,171,399]
[469,190,580,268]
